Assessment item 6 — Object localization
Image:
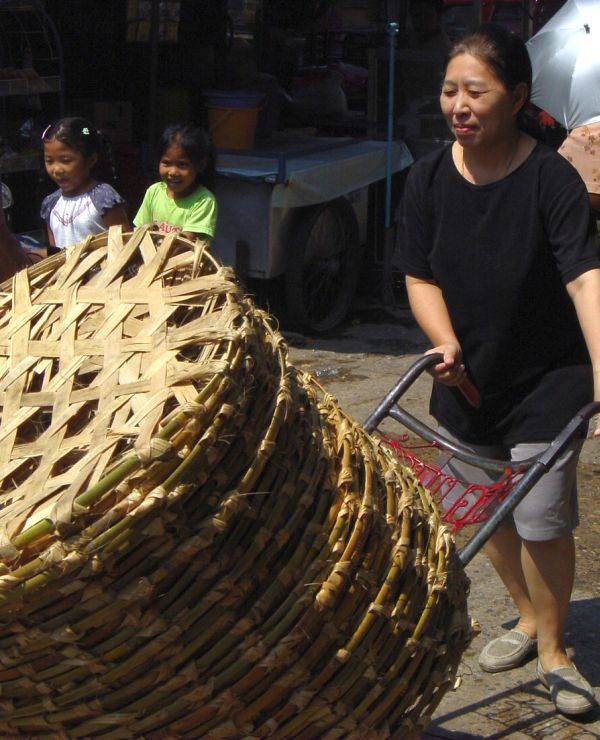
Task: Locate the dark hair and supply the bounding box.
[158,124,216,191]
[42,116,117,183]
[445,24,532,125]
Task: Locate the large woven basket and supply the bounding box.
[0,227,472,738]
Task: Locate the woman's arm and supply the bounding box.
[589,192,600,213]
[406,275,466,385]
[566,267,600,436]
[102,205,131,230]
[0,208,28,281]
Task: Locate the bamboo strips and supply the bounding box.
[0,227,473,737]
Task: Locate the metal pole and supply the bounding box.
[385,21,399,230]
[458,401,600,565]
[35,0,65,114]
[473,0,483,29]
[458,463,547,566]
[147,0,160,151]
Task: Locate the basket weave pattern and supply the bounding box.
[0,227,471,737]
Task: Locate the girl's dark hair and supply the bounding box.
[42,116,117,183]
[445,24,532,125]
[158,124,216,191]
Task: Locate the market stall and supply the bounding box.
[0,0,63,230]
[213,134,412,332]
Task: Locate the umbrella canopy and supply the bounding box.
[527,0,600,130]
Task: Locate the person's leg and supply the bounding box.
[435,428,538,668]
[436,430,580,655]
[486,527,577,669]
[520,533,574,669]
[483,525,537,638]
[511,441,595,714]
[510,440,582,671]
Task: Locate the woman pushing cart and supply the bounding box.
[393,24,600,715]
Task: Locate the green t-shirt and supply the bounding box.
[133,182,217,236]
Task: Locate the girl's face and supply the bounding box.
[159,142,199,198]
[43,139,96,195]
[440,53,526,148]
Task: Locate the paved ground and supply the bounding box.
[285,314,600,739]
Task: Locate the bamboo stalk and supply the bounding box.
[0,228,472,737]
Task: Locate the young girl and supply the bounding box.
[134,124,217,242]
[41,118,130,249]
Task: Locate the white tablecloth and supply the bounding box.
[216,138,413,208]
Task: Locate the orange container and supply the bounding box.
[206,91,263,150]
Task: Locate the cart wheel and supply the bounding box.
[284,198,362,334]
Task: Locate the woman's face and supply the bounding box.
[440,53,526,148]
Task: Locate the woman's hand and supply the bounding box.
[425,343,466,386]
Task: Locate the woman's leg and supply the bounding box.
[486,527,576,666]
[483,526,537,638]
[436,427,587,691]
[506,440,582,669]
[521,533,575,668]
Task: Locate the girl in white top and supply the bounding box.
[41,117,130,249]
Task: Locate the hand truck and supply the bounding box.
[363,353,600,567]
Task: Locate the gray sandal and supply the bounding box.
[537,660,597,715]
[478,629,537,673]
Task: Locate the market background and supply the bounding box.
[0,0,597,736]
[0,0,570,336]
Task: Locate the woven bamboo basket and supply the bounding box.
[0,227,472,738]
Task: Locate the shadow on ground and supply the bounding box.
[427,679,598,739]
[426,597,600,739]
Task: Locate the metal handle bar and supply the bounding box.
[364,353,527,472]
[363,353,600,564]
[459,400,599,564]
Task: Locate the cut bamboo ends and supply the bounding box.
[0,227,472,737]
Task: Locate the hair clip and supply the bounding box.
[82,127,90,135]
[41,124,51,140]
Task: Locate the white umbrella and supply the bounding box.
[527,0,600,130]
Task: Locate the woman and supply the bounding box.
[400,25,599,715]
[0,200,31,282]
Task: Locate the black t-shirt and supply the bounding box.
[400,142,600,445]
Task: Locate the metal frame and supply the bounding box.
[0,0,64,113]
[364,353,600,565]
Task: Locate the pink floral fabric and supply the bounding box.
[558,123,600,195]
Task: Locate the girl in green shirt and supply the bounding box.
[134,125,218,242]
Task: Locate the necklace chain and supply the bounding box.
[461,137,520,182]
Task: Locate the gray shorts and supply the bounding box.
[436,426,582,542]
